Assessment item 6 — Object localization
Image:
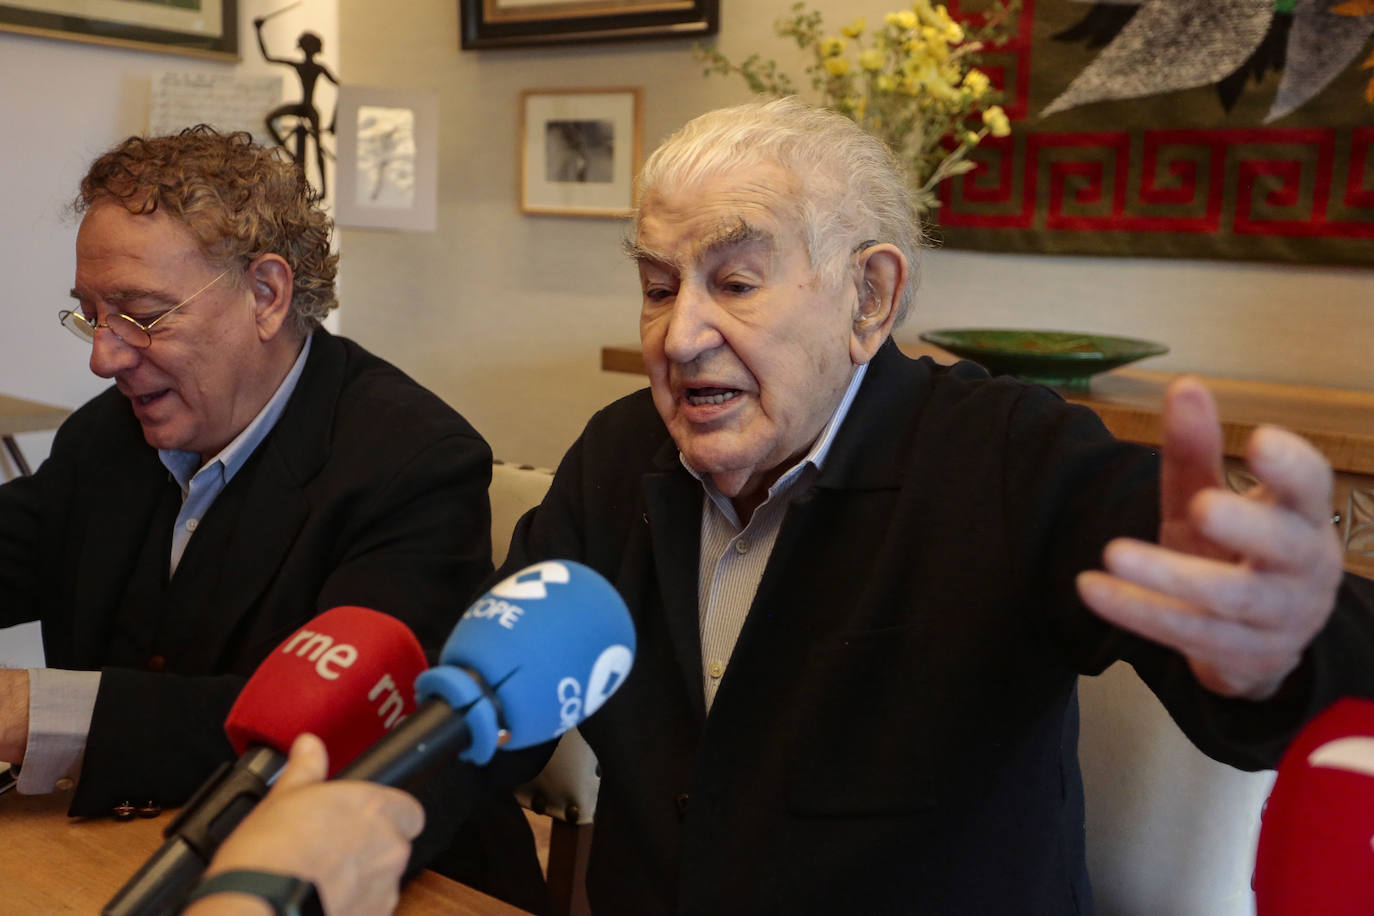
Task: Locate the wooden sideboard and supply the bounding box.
[601,342,1374,578]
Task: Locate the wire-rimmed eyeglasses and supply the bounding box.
[58,267,233,349]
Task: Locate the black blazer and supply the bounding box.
[495,340,1374,915]
[0,330,493,815]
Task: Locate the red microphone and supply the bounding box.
[103,606,429,916]
[225,606,428,776]
[1254,697,1374,916]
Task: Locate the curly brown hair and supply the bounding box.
[75,125,338,336]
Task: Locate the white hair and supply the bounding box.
[633,97,925,324]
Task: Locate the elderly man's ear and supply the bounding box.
[247,253,296,342]
[850,244,907,365]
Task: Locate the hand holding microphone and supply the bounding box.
[183,733,423,916]
[108,560,636,916]
[104,606,430,916]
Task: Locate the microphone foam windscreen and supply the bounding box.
[432,560,635,750]
[1254,697,1374,916]
[224,606,428,775]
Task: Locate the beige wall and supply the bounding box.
[337,0,1372,472]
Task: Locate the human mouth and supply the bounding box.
[129,389,171,409]
[686,387,740,406]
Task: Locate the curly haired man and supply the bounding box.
[0,128,503,874]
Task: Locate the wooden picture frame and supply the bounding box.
[520,87,642,218]
[0,0,237,60]
[462,0,717,49]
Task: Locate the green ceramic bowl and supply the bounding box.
[918,328,1169,388]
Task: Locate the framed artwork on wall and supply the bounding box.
[462,0,717,49]
[0,0,238,60]
[335,86,440,233]
[520,87,643,218]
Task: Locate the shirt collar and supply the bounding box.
[160,333,314,493]
[681,360,869,514]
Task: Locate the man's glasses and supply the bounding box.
[58,267,233,349]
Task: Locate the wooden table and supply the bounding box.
[0,792,530,915]
[602,342,1374,577]
[0,393,70,476]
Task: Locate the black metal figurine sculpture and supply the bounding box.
[254,3,339,197]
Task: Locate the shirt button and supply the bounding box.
[675,793,690,817]
[185,518,198,532]
[708,661,724,679]
[54,777,74,791]
[735,539,749,554]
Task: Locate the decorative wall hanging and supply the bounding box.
[934,0,1374,266]
[335,86,440,232]
[0,0,237,59]
[520,87,643,217]
[462,0,717,48]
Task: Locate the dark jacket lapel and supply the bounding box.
[642,438,709,723]
[69,397,170,668]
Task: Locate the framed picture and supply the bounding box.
[0,0,237,60]
[520,87,642,218]
[334,86,440,233]
[462,0,717,49]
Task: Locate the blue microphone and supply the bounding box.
[338,560,634,788]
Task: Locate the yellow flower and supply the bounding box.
[904,38,933,63]
[924,73,960,103]
[842,95,868,118]
[886,10,918,29]
[964,130,981,146]
[820,36,846,57]
[962,69,991,98]
[875,74,897,92]
[858,48,884,71]
[841,17,866,38]
[982,105,1011,137]
[824,55,851,76]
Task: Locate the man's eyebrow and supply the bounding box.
[624,220,776,268]
[68,286,178,309]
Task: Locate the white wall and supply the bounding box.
[0,0,339,481]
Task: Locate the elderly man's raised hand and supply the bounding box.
[184,733,424,916]
[1077,376,1344,700]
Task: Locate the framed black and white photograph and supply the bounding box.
[520,87,642,218]
[334,86,440,233]
[0,0,238,59]
[462,0,717,49]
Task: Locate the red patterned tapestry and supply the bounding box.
[935,0,1374,265]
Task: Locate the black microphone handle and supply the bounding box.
[336,696,474,792]
[102,745,285,916]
